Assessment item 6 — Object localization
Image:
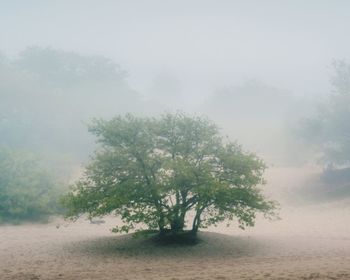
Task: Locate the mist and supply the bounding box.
[2,1,350,279]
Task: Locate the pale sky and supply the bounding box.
[1,0,350,100]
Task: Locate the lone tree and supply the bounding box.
[63,113,276,239]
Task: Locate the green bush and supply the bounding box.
[0,148,63,223]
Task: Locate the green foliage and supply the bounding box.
[62,113,277,235]
[299,60,350,165]
[0,148,62,223]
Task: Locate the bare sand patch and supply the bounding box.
[1,219,350,280]
[1,166,350,280]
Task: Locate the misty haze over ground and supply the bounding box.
[2,1,350,279]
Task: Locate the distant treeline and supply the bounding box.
[0,47,143,160]
[0,47,145,223]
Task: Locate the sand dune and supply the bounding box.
[1,166,350,280]
[1,215,350,280]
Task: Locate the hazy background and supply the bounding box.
[4,4,350,280]
[2,1,350,223]
[3,0,349,157]
[2,0,350,97]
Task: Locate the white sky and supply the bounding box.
[1,0,350,100]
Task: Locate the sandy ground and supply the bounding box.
[1,166,350,280]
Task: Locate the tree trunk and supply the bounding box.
[170,217,185,233]
[170,201,187,234]
[191,207,204,235]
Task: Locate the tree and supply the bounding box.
[0,148,62,223]
[299,60,350,166]
[62,113,276,239]
[0,47,142,160]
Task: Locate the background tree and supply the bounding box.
[0,148,62,223]
[62,113,276,238]
[0,47,142,161]
[299,60,350,166]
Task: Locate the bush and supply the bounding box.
[0,148,63,223]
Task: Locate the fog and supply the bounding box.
[1,1,338,158]
[2,1,350,279]
[2,0,350,216]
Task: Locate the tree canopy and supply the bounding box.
[62,113,276,237]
